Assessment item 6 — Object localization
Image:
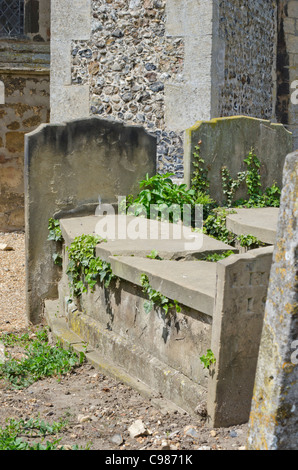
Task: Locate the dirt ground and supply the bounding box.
[0,232,249,451]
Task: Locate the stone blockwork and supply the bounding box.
[285,0,298,149]
[50,0,297,177]
[70,0,185,177]
[0,42,50,231]
[217,0,276,120]
[0,0,51,231]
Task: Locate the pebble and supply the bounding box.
[0,243,13,251]
[128,419,149,439]
[110,433,124,446]
[0,342,6,363]
[77,414,92,423]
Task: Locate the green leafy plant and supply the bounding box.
[203,250,235,262]
[0,417,72,450]
[48,218,63,267]
[221,166,246,207]
[191,141,210,194]
[52,253,62,266]
[0,328,84,389]
[146,249,163,260]
[200,349,216,370]
[236,234,264,249]
[262,182,281,207]
[127,173,197,225]
[203,208,236,245]
[140,274,181,315]
[66,234,114,298]
[47,218,63,242]
[243,149,262,202]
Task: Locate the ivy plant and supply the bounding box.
[140,274,181,315]
[191,140,210,194]
[48,218,63,266]
[221,166,246,207]
[47,218,63,242]
[202,250,235,262]
[236,234,263,249]
[66,234,114,298]
[200,349,216,370]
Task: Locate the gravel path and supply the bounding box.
[0,231,27,334]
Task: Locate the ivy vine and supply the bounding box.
[66,234,114,298]
[140,274,181,315]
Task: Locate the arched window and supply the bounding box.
[0,0,24,38]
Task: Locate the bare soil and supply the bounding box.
[0,232,248,451]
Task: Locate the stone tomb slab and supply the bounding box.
[60,214,237,262]
[226,207,279,245]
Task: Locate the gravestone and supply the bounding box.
[25,117,156,324]
[247,150,298,450]
[184,116,293,204]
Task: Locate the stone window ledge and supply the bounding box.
[0,39,50,70]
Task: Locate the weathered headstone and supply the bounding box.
[184,116,293,204]
[25,117,156,324]
[247,150,298,450]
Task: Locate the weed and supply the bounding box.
[66,234,114,298]
[203,208,236,245]
[203,250,235,262]
[0,417,70,450]
[146,249,163,260]
[0,327,84,389]
[221,166,246,207]
[140,274,181,315]
[191,141,210,194]
[236,234,264,248]
[127,172,197,224]
[200,349,216,370]
[47,218,63,242]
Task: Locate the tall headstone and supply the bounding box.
[184,116,293,204]
[25,117,156,324]
[247,150,298,450]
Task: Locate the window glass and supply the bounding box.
[0,0,24,38]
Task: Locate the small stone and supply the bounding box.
[229,430,238,438]
[122,92,133,102]
[183,425,200,439]
[110,433,124,446]
[77,414,92,423]
[160,439,171,450]
[128,420,148,438]
[145,63,157,71]
[112,29,124,38]
[111,62,124,71]
[0,243,13,251]
[197,446,211,451]
[57,444,73,450]
[149,82,164,92]
[210,430,217,437]
[0,342,6,364]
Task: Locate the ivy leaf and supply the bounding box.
[144,300,154,315]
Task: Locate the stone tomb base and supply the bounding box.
[45,213,275,427]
